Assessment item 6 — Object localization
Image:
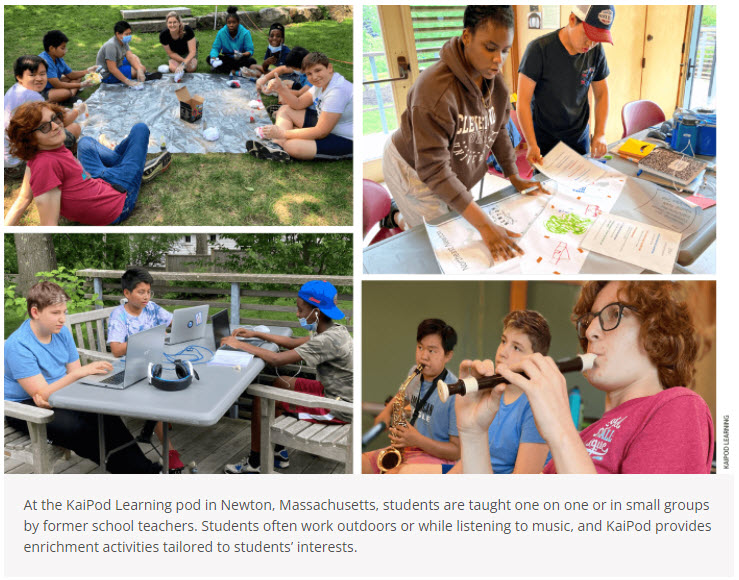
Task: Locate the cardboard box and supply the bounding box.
[175,86,204,123]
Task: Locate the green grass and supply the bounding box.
[4,5,353,226]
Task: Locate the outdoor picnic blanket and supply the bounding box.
[82,73,272,154]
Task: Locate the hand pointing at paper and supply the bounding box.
[509,173,551,196]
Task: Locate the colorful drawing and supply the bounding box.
[545,213,593,235]
[551,242,570,264]
[585,204,602,218]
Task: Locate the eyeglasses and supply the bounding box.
[576,302,637,340]
[34,113,64,134]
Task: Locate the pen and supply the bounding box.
[520,185,541,195]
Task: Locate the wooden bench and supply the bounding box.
[246,384,353,474]
[4,401,69,474]
[120,7,196,34]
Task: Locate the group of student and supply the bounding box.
[4,272,354,475]
[4,5,353,226]
[363,281,714,475]
[382,5,613,263]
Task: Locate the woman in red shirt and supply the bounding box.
[6,101,170,225]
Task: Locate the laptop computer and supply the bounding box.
[80,324,167,389]
[166,305,209,345]
[211,309,267,350]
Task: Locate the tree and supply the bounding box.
[195,234,209,256]
[219,234,352,277]
[14,234,57,294]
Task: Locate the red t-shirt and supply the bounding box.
[543,387,714,474]
[28,147,125,225]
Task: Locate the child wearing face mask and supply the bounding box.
[220,280,353,474]
[245,23,291,77]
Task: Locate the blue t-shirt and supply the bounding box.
[106,302,173,344]
[39,51,73,90]
[4,320,79,402]
[488,392,546,474]
[406,368,458,442]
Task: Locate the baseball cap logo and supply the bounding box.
[598,9,613,25]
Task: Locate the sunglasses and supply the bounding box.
[34,112,64,134]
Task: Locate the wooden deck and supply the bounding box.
[4,417,345,475]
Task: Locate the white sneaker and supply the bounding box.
[224,457,260,474]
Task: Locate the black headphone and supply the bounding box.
[148,359,199,391]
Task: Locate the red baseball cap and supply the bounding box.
[572,5,615,45]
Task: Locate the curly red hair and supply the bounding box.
[6,100,65,161]
[572,281,697,389]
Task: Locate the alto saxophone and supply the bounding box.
[376,364,424,473]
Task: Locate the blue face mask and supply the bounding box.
[299,309,319,332]
[122,35,132,44]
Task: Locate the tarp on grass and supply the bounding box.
[81,73,272,154]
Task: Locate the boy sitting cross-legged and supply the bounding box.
[39,29,98,103]
[246,52,353,162]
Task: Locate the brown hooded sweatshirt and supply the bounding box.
[392,36,518,215]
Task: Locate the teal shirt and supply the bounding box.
[209,24,254,58]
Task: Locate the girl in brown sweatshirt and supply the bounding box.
[383,5,545,264]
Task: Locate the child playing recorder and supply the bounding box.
[399,310,551,474]
[106,267,185,473]
[222,280,353,474]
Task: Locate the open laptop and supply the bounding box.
[211,309,268,351]
[80,324,166,389]
[166,305,209,345]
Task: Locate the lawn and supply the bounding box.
[3,5,354,226]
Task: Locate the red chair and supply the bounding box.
[487,109,534,181]
[363,179,402,245]
[621,100,666,138]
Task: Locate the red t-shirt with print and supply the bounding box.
[28,147,125,225]
[543,387,714,474]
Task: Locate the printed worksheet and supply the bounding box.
[580,213,682,274]
[534,142,609,187]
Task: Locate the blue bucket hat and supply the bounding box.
[298,280,344,320]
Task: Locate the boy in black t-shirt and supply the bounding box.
[517,5,614,163]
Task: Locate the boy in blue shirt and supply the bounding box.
[106,267,184,472]
[400,310,551,474]
[4,281,160,473]
[39,30,97,104]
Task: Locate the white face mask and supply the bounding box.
[268,43,283,54]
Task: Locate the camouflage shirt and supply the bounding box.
[294,324,353,422]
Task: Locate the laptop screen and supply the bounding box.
[211,309,230,346]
